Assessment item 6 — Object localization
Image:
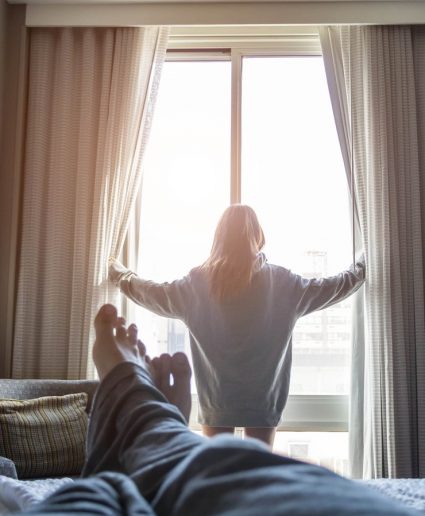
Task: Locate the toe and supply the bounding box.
[127,324,138,346]
[116,316,126,327]
[137,339,147,358]
[94,304,117,334]
[170,353,192,421]
[115,319,127,343]
[171,352,192,378]
[149,357,160,384]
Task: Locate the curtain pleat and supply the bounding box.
[319,26,366,478]
[13,27,168,380]
[411,25,425,479]
[320,25,425,478]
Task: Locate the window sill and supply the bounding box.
[188,394,348,432]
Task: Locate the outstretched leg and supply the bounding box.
[22,305,417,516]
[83,304,204,502]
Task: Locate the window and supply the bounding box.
[128,58,231,396]
[241,56,352,399]
[129,27,352,475]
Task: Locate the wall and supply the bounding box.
[0,1,6,148]
[0,3,26,377]
[0,0,9,378]
[24,1,425,26]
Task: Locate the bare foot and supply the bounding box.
[93,305,192,420]
[150,352,192,421]
[93,304,142,380]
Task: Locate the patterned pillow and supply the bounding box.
[0,393,88,478]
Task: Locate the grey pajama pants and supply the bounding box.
[22,362,417,515]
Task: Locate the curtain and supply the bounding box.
[320,25,425,478]
[319,27,366,479]
[12,26,169,380]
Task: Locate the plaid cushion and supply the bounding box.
[0,393,88,478]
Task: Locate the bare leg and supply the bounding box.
[86,304,203,502]
[202,425,235,437]
[244,427,276,447]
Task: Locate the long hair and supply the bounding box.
[202,204,265,301]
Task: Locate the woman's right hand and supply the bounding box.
[108,257,131,286]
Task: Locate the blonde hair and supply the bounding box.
[202,204,265,301]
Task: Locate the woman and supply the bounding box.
[109,204,365,446]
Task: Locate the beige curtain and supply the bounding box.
[12,27,169,379]
[320,25,425,478]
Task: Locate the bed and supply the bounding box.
[1,475,425,513]
[1,379,425,514]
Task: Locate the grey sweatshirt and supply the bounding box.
[113,254,365,427]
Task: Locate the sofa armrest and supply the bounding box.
[0,456,17,479]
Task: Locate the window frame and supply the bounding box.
[151,26,349,433]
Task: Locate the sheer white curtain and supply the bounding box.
[320,25,425,478]
[12,27,169,380]
[319,25,366,479]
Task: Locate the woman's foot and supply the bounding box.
[150,352,192,421]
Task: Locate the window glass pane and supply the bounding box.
[241,56,352,395]
[274,431,349,476]
[134,60,231,389]
[191,428,349,476]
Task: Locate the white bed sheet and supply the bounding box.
[0,475,73,514]
[1,475,425,514]
[360,479,425,513]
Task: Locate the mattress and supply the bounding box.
[1,476,425,514]
[0,475,73,514]
[359,479,425,513]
